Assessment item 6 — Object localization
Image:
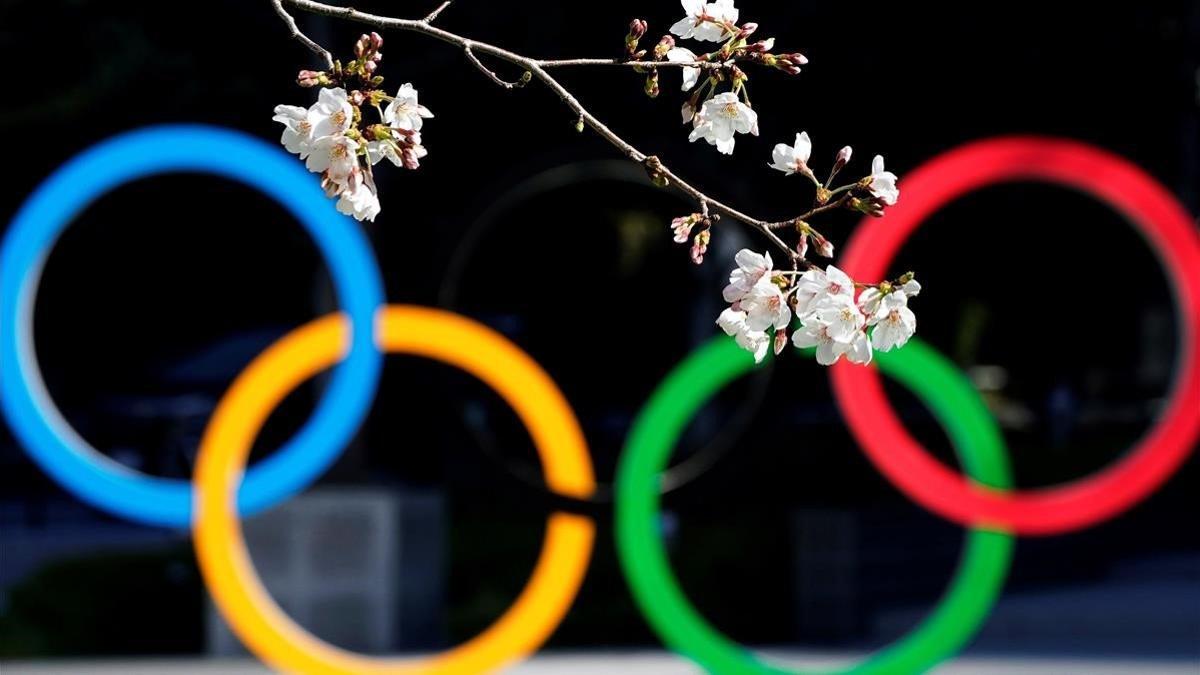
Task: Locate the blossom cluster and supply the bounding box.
[768,130,900,219]
[670,211,719,263]
[717,250,920,366]
[272,32,433,221]
[668,130,902,281]
[709,130,915,368]
[626,0,809,154]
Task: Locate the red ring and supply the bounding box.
[831,136,1200,535]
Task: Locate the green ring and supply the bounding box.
[615,337,1015,675]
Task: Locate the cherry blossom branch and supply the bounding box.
[646,157,801,262]
[276,0,805,261]
[767,193,853,230]
[537,58,725,69]
[272,0,920,368]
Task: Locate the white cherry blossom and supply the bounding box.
[366,139,402,167]
[868,154,900,205]
[306,134,360,182]
[791,323,845,366]
[717,307,748,336]
[689,92,758,155]
[335,179,381,222]
[384,83,434,131]
[740,277,791,331]
[856,287,886,322]
[308,87,354,139]
[670,0,739,43]
[736,328,770,363]
[811,294,865,343]
[366,132,427,169]
[272,105,314,157]
[870,293,917,352]
[793,265,855,317]
[666,47,701,92]
[843,330,874,365]
[769,131,815,180]
[859,281,920,325]
[817,265,856,299]
[717,308,769,363]
[723,248,773,302]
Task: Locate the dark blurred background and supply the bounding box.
[1,0,1198,669]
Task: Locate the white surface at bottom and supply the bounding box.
[4,651,1198,674]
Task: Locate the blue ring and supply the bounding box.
[0,125,384,528]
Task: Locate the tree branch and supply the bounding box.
[464,44,528,90]
[422,1,452,23]
[768,193,854,230]
[270,0,334,70]
[538,58,725,69]
[277,0,807,261]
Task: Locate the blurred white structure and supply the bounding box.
[206,487,443,655]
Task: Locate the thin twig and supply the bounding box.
[270,0,334,70]
[538,58,725,69]
[422,1,452,23]
[278,0,806,261]
[464,44,528,89]
[768,194,853,230]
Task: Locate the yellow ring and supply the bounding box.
[193,306,596,674]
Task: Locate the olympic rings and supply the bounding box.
[832,137,1200,535]
[0,125,385,527]
[616,336,1014,675]
[194,306,596,674]
[5,127,1198,673]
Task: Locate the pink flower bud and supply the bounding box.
[628,18,648,40]
[745,37,775,53]
[836,145,853,166]
[349,90,366,106]
[671,214,701,243]
[849,197,886,218]
[370,32,383,50]
[681,101,696,124]
[690,229,711,265]
[773,329,788,355]
[654,35,676,59]
[402,147,422,170]
[774,52,809,75]
[829,145,853,181]
[813,233,834,258]
[737,23,758,39]
[795,232,809,258]
[297,69,323,87]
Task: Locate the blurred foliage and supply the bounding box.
[0,546,202,657]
